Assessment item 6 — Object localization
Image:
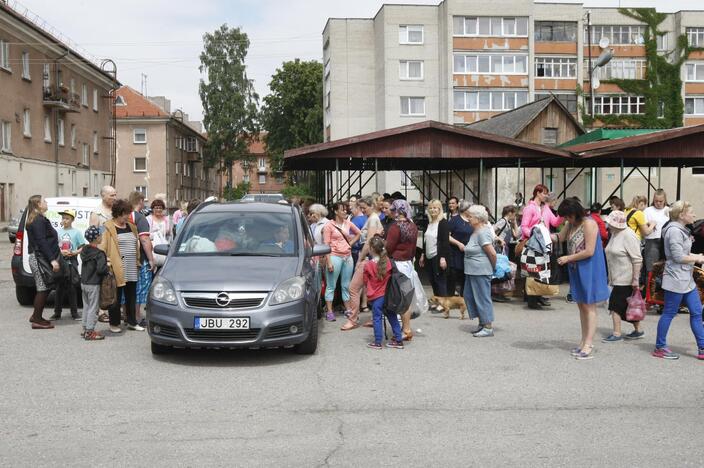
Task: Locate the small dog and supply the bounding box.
[430,295,467,320]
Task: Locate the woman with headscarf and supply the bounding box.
[385,199,419,341]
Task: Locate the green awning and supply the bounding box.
[559,128,662,148]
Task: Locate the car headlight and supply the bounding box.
[270,276,305,305]
[150,277,178,305]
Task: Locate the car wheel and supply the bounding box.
[151,341,173,355]
[16,286,36,306]
[293,311,318,355]
[9,234,16,243]
[316,297,325,320]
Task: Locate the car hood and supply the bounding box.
[161,255,300,292]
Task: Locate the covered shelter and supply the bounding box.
[284,120,575,216]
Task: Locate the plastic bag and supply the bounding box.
[626,288,646,322]
[151,230,169,266]
[492,261,517,294]
[409,269,428,319]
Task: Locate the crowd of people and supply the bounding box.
[20,184,704,361]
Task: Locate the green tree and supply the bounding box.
[199,25,259,188]
[260,59,324,172]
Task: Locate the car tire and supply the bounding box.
[9,234,16,244]
[16,286,36,306]
[293,312,318,355]
[151,341,174,355]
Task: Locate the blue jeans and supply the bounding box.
[463,275,494,325]
[325,255,354,302]
[370,296,402,344]
[656,288,704,350]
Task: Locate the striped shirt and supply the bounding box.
[116,225,139,283]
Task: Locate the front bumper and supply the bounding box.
[146,296,312,349]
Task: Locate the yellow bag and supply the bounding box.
[525,277,559,297]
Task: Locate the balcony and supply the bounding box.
[42,87,80,113]
[257,165,267,174]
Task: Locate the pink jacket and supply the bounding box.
[520,200,563,239]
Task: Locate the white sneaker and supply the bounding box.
[473,328,494,337]
[127,323,145,331]
[109,325,122,333]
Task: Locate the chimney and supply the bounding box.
[147,96,171,113]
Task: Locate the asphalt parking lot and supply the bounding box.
[1,236,703,467]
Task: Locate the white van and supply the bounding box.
[11,197,100,305]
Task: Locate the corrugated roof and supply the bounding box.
[568,124,704,156]
[467,97,554,138]
[559,128,663,148]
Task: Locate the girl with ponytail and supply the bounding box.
[363,235,404,350]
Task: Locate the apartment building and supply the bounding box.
[225,133,286,196]
[0,2,116,222]
[114,86,216,208]
[323,0,704,204]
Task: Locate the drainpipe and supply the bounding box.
[54,49,69,196]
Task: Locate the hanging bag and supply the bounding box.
[99,267,117,310]
[383,260,415,316]
[626,288,647,322]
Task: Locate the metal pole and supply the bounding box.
[494,167,498,221]
[374,159,379,194]
[563,167,567,199]
[676,166,682,200]
[658,157,662,188]
[517,159,521,204]
[463,169,467,200]
[478,158,483,205]
[619,158,624,200]
[647,166,651,201]
[587,11,594,117]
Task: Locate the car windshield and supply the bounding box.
[175,211,297,257]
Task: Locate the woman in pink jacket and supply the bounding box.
[521,184,563,309]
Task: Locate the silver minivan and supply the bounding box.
[147,202,329,355]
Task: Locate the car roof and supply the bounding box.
[197,201,296,214]
[46,197,100,207]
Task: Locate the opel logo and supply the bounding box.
[215,292,231,307]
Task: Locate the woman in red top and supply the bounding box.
[589,202,609,246]
[385,199,419,341]
[364,236,403,349]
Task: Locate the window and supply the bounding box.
[685,97,704,115]
[243,174,250,184]
[22,109,31,137]
[542,128,558,146]
[535,57,577,78]
[175,162,179,175]
[134,157,147,172]
[399,60,424,80]
[0,40,9,70]
[81,84,88,106]
[115,95,126,106]
[453,54,527,74]
[0,121,11,152]
[82,143,89,165]
[685,63,704,82]
[70,78,75,96]
[534,22,577,42]
[399,25,424,44]
[135,186,147,198]
[588,58,647,80]
[589,95,645,115]
[42,64,50,90]
[259,174,266,184]
[400,96,425,116]
[70,125,76,148]
[324,79,331,108]
[324,59,331,77]
[44,116,51,142]
[93,89,98,112]
[453,16,528,37]
[258,157,267,170]
[21,52,30,79]
[587,25,645,45]
[453,90,528,111]
[92,131,98,154]
[133,128,147,144]
[687,28,704,47]
[57,118,65,146]
[535,93,578,113]
[657,33,668,51]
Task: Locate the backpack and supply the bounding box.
[383,260,415,315]
[99,268,117,310]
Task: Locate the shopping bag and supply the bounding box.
[409,269,428,319]
[151,230,169,267]
[626,288,646,322]
[525,277,559,297]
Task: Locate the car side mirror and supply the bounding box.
[153,244,170,256]
[312,244,331,257]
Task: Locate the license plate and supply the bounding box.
[194,317,250,330]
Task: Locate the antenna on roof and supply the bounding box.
[141,73,148,96]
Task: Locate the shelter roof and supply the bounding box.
[283,120,575,171]
[467,95,584,138]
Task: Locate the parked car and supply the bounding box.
[12,197,99,305]
[240,193,284,203]
[7,209,22,243]
[147,201,330,355]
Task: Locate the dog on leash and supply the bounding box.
[430,295,467,320]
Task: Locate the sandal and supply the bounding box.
[402,330,414,341]
[340,320,359,331]
[98,313,109,323]
[360,306,371,314]
[575,345,594,360]
[362,320,373,328]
